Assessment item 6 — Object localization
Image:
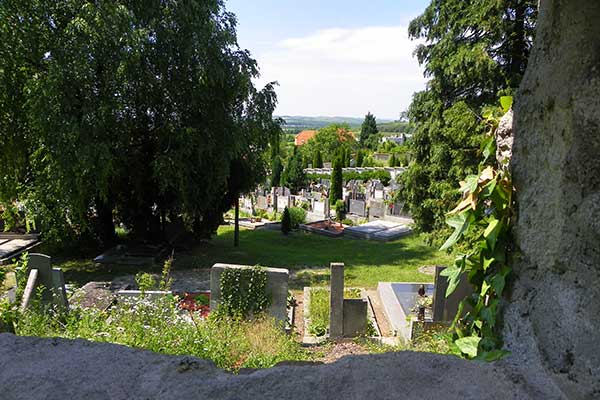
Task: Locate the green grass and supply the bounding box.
[179,225,452,288]
[46,224,451,289]
[13,297,309,371]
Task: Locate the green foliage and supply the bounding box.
[308,288,329,336]
[0,0,278,243]
[281,150,306,193]
[303,124,356,163]
[15,296,305,371]
[400,0,536,233]
[312,150,324,168]
[271,156,284,187]
[329,156,343,206]
[288,207,307,228]
[135,273,157,293]
[440,110,514,361]
[219,266,271,318]
[308,170,391,186]
[335,200,346,222]
[360,112,379,148]
[356,150,365,167]
[281,207,292,235]
[307,288,365,337]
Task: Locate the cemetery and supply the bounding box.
[2,1,599,399]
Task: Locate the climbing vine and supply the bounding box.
[219,266,270,318]
[441,97,515,361]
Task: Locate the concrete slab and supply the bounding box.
[0,235,41,264]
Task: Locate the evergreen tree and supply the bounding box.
[360,112,379,148]
[281,151,306,193]
[400,0,537,233]
[388,153,397,167]
[356,150,364,167]
[312,150,323,168]
[271,156,283,187]
[329,155,343,206]
[281,207,291,235]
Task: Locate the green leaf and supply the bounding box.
[440,213,471,251]
[500,96,513,113]
[484,218,501,251]
[455,336,481,358]
[475,349,510,362]
[490,274,505,296]
[440,266,462,297]
[463,175,479,194]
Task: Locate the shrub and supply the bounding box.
[335,200,346,222]
[135,272,156,292]
[281,207,292,234]
[288,207,306,228]
[341,218,354,226]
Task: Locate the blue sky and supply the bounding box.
[226,0,431,119]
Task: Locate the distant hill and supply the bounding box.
[278,115,393,131]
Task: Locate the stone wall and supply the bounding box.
[505,1,600,398]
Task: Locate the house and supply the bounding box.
[294,130,317,146]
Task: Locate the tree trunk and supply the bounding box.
[505,1,600,398]
[234,198,240,248]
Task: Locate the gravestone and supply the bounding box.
[432,266,473,322]
[369,200,385,219]
[256,196,268,210]
[209,263,289,323]
[329,263,344,338]
[19,254,68,311]
[343,299,367,337]
[277,196,290,211]
[349,199,366,216]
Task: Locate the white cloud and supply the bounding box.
[254,25,426,119]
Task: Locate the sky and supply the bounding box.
[226,0,431,120]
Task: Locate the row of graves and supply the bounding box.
[240,178,411,225]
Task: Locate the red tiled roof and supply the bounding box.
[294,130,317,146]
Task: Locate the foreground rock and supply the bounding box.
[506,1,600,399]
[0,334,563,400]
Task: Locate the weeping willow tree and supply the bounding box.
[0,0,279,244]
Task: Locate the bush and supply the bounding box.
[335,200,346,222]
[341,218,354,226]
[281,207,292,234]
[288,207,306,228]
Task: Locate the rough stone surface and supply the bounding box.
[506,1,600,399]
[496,108,513,169]
[0,334,565,400]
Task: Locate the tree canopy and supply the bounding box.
[360,112,379,148]
[0,0,279,243]
[400,0,537,233]
[302,123,356,163]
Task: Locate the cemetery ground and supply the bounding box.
[0,224,453,369]
[49,225,452,289]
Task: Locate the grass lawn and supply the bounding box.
[178,225,452,288]
[33,224,452,290]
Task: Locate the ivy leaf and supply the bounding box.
[475,349,510,362]
[500,96,513,113]
[461,175,479,194]
[440,265,462,297]
[440,213,471,251]
[484,218,501,251]
[490,274,505,296]
[455,336,481,358]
